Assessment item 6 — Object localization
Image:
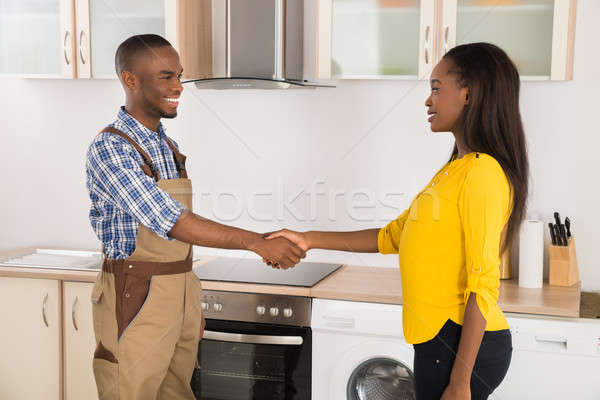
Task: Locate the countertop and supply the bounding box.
[0,249,581,318]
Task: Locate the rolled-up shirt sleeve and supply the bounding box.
[378,209,409,254]
[87,134,184,240]
[458,158,510,321]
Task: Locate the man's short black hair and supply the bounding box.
[114,34,172,77]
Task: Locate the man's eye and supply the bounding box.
[431,87,439,92]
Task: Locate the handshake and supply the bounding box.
[255,229,309,270]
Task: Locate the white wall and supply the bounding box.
[1,0,599,291]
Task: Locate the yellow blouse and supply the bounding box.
[378,152,511,344]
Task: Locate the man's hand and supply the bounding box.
[251,236,306,269]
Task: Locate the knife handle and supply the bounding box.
[548,223,557,246]
[559,224,568,246]
[565,217,572,238]
[554,212,561,227]
[553,224,564,246]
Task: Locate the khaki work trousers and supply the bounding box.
[91,269,203,400]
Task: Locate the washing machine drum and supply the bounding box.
[347,357,416,400]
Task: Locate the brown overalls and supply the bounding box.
[91,127,203,400]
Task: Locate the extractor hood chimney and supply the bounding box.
[184,0,332,89]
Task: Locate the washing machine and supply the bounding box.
[312,298,416,400]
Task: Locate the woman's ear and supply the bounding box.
[463,88,470,105]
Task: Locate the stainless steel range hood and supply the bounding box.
[185,0,332,90]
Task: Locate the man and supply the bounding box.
[86,34,304,400]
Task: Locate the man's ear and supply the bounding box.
[121,70,137,90]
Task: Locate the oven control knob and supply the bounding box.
[213,303,223,312]
[256,306,266,315]
[283,308,293,318]
[269,307,280,317]
[201,302,209,311]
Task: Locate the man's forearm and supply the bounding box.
[168,210,261,251]
[450,293,486,385]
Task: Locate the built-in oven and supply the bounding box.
[191,290,312,400]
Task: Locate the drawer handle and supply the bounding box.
[322,316,355,329]
[72,296,79,331]
[79,30,88,65]
[63,31,72,65]
[424,25,431,65]
[535,335,567,345]
[443,26,450,54]
[42,293,49,327]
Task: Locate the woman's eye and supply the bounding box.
[431,87,439,93]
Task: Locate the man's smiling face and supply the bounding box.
[133,45,184,120]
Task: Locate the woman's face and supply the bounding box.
[425,59,469,133]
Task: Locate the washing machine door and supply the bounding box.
[329,340,416,400]
[347,357,415,400]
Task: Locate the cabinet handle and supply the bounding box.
[42,293,49,327]
[535,335,567,345]
[424,25,431,65]
[79,30,88,65]
[443,26,449,54]
[72,296,79,331]
[63,31,72,65]
[322,315,355,329]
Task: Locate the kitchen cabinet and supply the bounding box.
[316,0,576,80]
[1,0,211,79]
[63,281,97,400]
[440,0,577,80]
[0,0,74,77]
[0,277,61,400]
[317,0,435,80]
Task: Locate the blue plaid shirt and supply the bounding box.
[86,107,185,259]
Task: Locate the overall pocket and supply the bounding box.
[117,273,152,340]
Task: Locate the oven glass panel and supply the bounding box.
[193,319,311,400]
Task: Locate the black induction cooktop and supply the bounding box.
[194,257,343,287]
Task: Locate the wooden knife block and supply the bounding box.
[549,237,579,286]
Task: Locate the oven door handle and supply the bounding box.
[203,330,304,346]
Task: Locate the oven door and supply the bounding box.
[192,319,311,400]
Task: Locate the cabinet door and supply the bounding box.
[0,277,60,400]
[440,0,577,80]
[63,282,98,400]
[316,0,435,80]
[0,0,75,77]
[85,0,165,78]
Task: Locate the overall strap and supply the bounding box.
[100,126,160,181]
[164,138,188,179]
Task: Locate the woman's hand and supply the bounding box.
[264,229,310,251]
[440,381,470,400]
[251,236,306,269]
[262,229,309,268]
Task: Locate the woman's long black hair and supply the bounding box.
[443,43,529,252]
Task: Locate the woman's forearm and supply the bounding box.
[450,293,486,385]
[305,229,380,252]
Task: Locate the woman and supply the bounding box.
[266,43,528,400]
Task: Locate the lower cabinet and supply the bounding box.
[0,277,98,399]
[63,281,98,400]
[0,277,61,400]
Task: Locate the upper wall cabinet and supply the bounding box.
[440,0,577,80]
[316,0,577,81]
[0,0,74,77]
[77,0,166,78]
[0,0,210,79]
[317,0,436,80]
